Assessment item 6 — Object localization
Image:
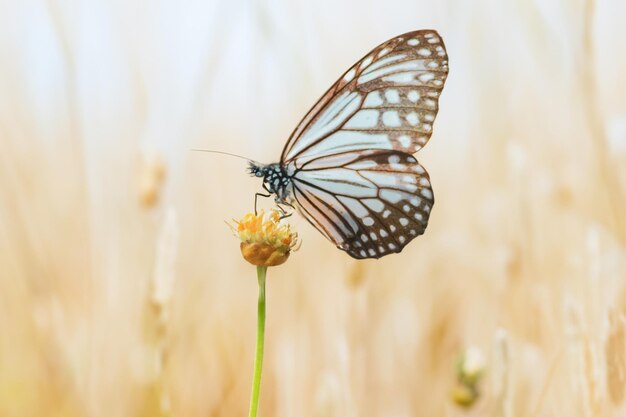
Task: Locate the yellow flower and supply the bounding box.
[233,210,297,267]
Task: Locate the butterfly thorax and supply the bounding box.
[248,162,292,202]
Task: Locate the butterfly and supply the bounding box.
[249,30,449,259]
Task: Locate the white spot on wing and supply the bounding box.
[419,72,435,82]
[389,158,406,170]
[388,155,401,164]
[402,174,417,184]
[408,91,420,102]
[385,89,400,103]
[364,91,384,107]
[407,38,419,46]
[398,135,412,148]
[382,111,401,127]
[406,112,419,126]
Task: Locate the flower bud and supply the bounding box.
[457,346,486,385]
[451,384,478,408]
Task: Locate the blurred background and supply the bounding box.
[1,0,626,416]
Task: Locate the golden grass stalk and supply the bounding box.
[493,329,513,417]
[605,312,626,407]
[139,208,179,417]
[138,150,167,209]
[565,299,605,417]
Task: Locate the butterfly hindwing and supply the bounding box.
[288,150,433,259]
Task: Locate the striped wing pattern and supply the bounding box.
[281,30,448,259]
[289,151,434,259]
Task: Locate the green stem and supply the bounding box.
[248,266,267,417]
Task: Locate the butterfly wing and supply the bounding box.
[281,30,448,259]
[281,30,448,165]
[289,150,434,259]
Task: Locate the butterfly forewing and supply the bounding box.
[289,151,434,259]
[281,30,448,165]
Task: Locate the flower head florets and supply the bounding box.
[234,210,297,267]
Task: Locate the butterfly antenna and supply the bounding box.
[190,148,260,165]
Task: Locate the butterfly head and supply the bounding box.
[248,161,266,178]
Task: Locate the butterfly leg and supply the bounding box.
[275,199,295,219]
[254,192,271,215]
[277,208,293,220]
